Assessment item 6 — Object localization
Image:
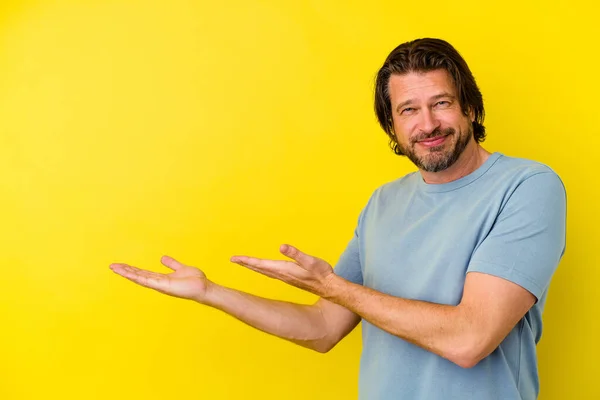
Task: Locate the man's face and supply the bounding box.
[388,69,475,173]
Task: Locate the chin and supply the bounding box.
[419,149,459,172]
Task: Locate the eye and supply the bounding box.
[401,107,415,115]
[435,101,450,107]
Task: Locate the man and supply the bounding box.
[110,38,566,399]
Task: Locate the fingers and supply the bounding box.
[279,244,316,267]
[232,260,282,280]
[230,256,287,270]
[230,244,319,277]
[230,256,299,277]
[109,263,169,291]
[160,255,184,271]
[230,254,319,294]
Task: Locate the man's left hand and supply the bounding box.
[230,244,336,297]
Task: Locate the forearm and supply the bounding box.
[324,276,478,367]
[203,283,331,352]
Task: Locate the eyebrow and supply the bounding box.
[395,92,456,113]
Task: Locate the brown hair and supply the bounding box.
[374,38,486,155]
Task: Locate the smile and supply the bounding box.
[418,134,449,148]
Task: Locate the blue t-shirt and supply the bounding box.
[334,152,566,400]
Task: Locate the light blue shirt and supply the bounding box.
[334,152,566,400]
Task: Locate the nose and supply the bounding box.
[418,108,441,134]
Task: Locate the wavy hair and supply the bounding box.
[374,38,486,155]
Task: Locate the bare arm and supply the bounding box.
[322,271,534,367]
[205,286,359,352]
[109,256,360,353]
[232,245,536,368]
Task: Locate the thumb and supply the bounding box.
[280,244,316,266]
[161,255,185,271]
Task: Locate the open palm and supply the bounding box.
[110,256,209,302]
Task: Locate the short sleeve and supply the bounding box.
[467,172,567,300]
[333,211,364,285]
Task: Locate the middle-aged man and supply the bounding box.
[110,38,566,400]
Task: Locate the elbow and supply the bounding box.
[313,345,331,354]
[311,332,346,353]
[445,336,492,369]
[312,339,336,354]
[452,354,482,369]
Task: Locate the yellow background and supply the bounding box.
[1,1,597,399]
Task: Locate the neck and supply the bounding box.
[420,142,491,184]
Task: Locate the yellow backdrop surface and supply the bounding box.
[1,1,597,399]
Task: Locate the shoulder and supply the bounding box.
[356,171,419,221]
[488,153,566,197]
[489,154,566,214]
[374,171,420,198]
[361,172,420,210]
[494,154,563,185]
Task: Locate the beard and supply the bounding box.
[399,125,473,173]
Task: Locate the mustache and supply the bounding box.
[411,127,455,144]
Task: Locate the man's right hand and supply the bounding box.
[110,256,211,303]
[109,251,361,353]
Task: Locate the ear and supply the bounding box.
[468,107,475,122]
